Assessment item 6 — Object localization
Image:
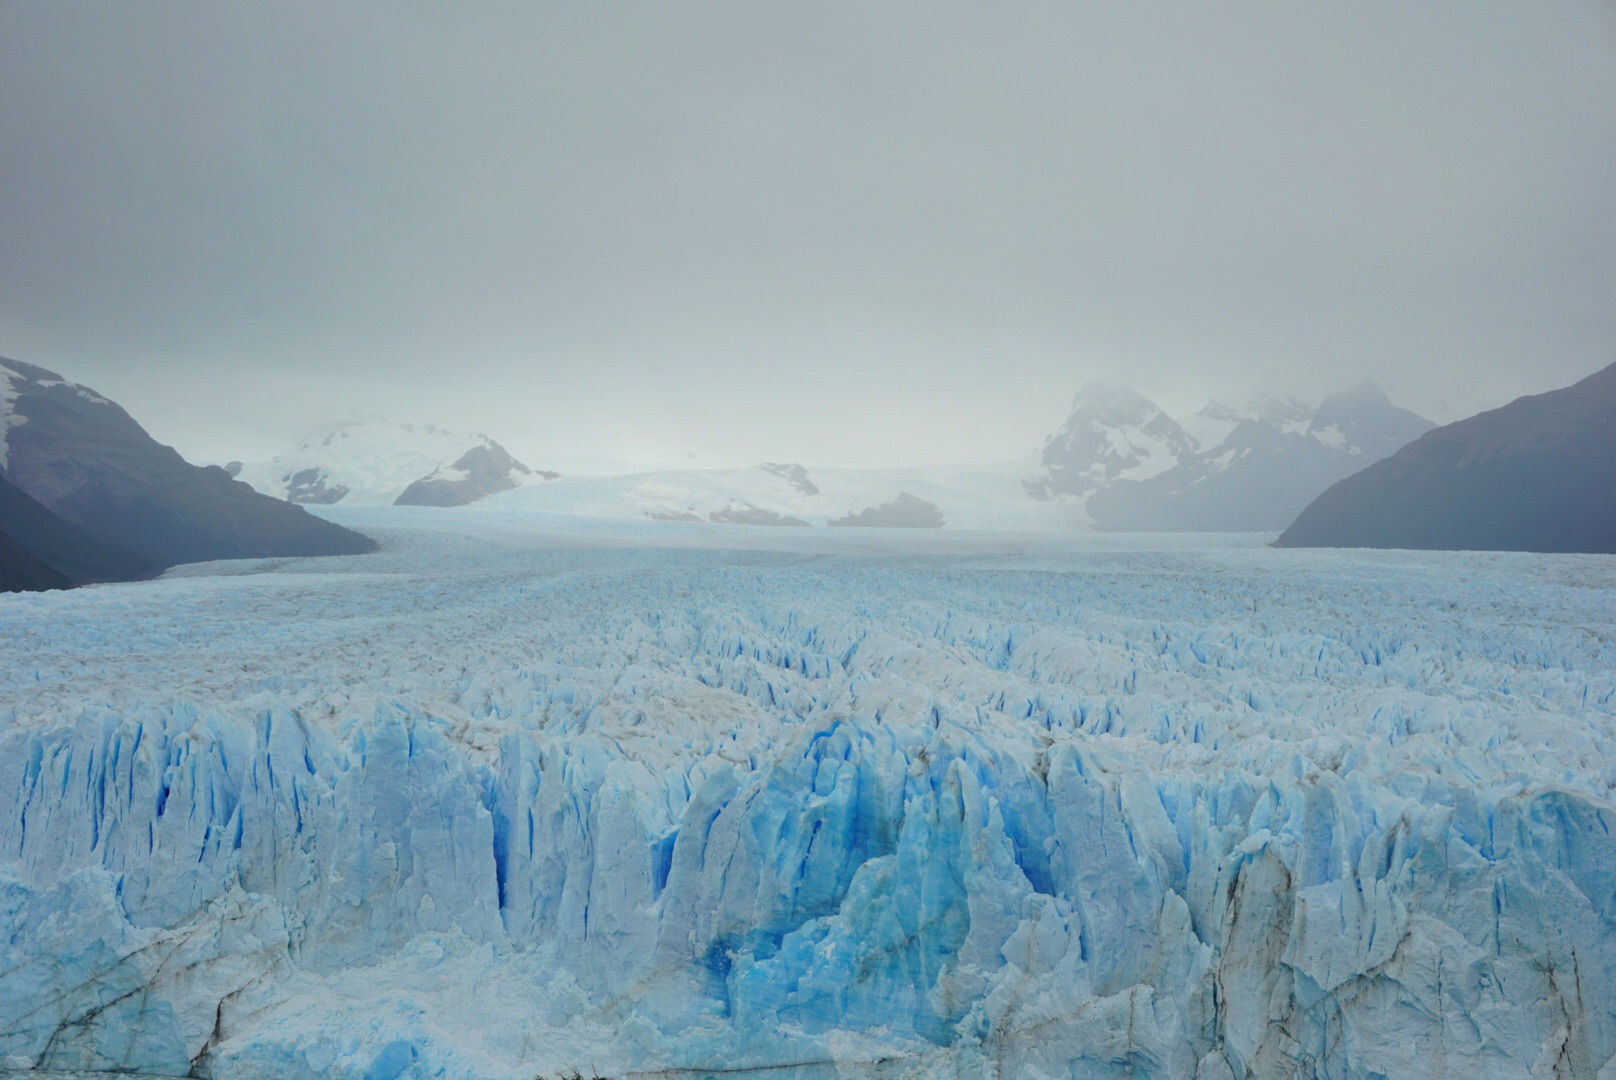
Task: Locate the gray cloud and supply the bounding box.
[3,2,1613,467]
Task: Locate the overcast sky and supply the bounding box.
[2,3,1614,468]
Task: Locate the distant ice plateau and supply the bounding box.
[2,508,1614,1078]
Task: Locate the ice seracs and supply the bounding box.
[2,514,1614,1077]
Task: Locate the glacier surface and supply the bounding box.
[2,508,1615,1078]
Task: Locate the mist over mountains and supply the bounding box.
[219,377,1439,534]
[5,348,1611,592]
[1066,380,1437,531]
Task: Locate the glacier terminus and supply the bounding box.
[2,509,1615,1079]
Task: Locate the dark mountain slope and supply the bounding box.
[1,357,378,569]
[395,440,540,506]
[1088,419,1355,531]
[0,471,154,584]
[1088,381,1434,532]
[0,528,70,593]
[1276,362,1616,553]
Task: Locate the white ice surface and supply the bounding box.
[2,509,1615,1078]
[483,459,1072,531]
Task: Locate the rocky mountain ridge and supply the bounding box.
[1030,380,1435,531]
[0,356,376,590]
[233,416,549,508]
[1277,360,1616,552]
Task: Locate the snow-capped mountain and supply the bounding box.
[396,441,555,507]
[233,417,547,507]
[475,378,1429,534]
[1175,399,1246,452]
[222,383,1428,532]
[1304,379,1439,459]
[1027,380,1434,532]
[1175,395,1313,453]
[1025,383,1197,500]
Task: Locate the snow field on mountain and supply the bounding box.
[1,510,1615,1078]
[0,368,23,472]
[232,418,533,506]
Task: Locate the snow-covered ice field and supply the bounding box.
[3,508,1615,1079]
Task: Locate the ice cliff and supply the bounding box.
[1,513,1614,1078]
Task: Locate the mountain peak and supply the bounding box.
[395,439,540,507]
[0,357,375,570]
[297,415,479,454]
[1195,400,1244,421]
[1309,381,1434,454]
[1279,360,1616,552]
[0,356,67,384]
[1069,382,1158,413]
[1340,378,1391,404]
[1029,384,1194,499]
[238,417,540,506]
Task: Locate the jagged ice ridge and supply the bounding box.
[2,510,1615,1078]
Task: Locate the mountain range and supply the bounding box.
[1277,360,1616,553]
[1032,380,1436,531]
[4,352,1607,567]
[231,417,550,507]
[0,470,154,591]
[249,380,1436,533]
[0,357,376,592]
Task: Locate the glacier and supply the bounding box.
[2,508,1615,1078]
